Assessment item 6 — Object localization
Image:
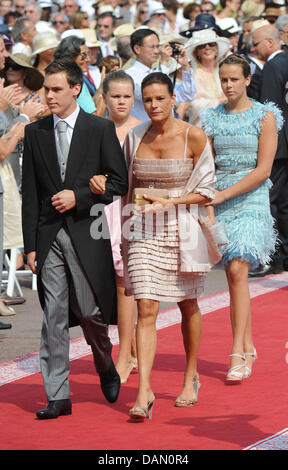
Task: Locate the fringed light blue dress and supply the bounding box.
[201,100,283,268]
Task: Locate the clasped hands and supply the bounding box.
[0,78,47,119]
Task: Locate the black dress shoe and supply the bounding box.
[99,361,121,403]
[248,264,283,278]
[36,399,72,419]
[0,320,12,329]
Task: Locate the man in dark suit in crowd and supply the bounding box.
[250,24,288,275]
[22,59,128,419]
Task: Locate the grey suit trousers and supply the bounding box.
[40,227,113,401]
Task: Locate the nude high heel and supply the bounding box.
[175,373,200,407]
[129,393,155,421]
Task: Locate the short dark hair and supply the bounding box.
[130,28,159,55]
[45,59,83,94]
[103,70,134,94]
[97,12,116,27]
[141,72,174,96]
[54,35,85,60]
[219,54,251,78]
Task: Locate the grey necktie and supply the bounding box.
[57,120,69,182]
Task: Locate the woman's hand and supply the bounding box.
[140,194,172,214]
[89,174,107,194]
[206,190,226,206]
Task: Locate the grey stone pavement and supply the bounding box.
[0,267,252,364]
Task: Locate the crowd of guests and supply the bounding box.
[0,0,287,420]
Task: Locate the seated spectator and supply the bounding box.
[11,16,37,58]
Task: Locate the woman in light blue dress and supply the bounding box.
[201,54,283,384]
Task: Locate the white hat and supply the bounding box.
[60,29,85,41]
[216,17,241,34]
[185,29,231,61]
[147,1,167,20]
[38,0,52,7]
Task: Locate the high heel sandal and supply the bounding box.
[225,353,246,385]
[129,394,155,421]
[244,348,257,378]
[175,373,200,407]
[120,360,135,384]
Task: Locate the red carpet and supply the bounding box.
[0,286,288,450]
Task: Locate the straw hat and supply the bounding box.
[109,24,135,51]
[7,53,44,91]
[185,29,231,61]
[32,31,59,57]
[98,5,114,16]
[81,28,103,48]
[241,0,265,18]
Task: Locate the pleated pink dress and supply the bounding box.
[127,131,206,302]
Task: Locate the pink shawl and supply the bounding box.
[121,121,222,295]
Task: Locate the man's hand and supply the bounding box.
[89,174,107,194]
[27,251,37,274]
[51,190,76,213]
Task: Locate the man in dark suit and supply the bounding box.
[22,59,128,419]
[250,24,288,275]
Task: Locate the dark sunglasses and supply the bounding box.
[197,42,217,49]
[52,20,65,25]
[5,60,22,71]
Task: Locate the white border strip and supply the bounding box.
[244,428,288,450]
[1,271,288,387]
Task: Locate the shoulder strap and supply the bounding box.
[184,126,192,159]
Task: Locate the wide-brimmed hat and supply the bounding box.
[216,18,241,35]
[81,28,103,48]
[7,53,44,91]
[32,31,59,57]
[180,13,232,39]
[185,29,231,61]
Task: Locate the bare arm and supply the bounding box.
[210,111,278,206]
[0,122,26,160]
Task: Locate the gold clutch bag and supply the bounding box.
[133,188,169,206]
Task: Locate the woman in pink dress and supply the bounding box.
[90,71,141,384]
[121,72,220,420]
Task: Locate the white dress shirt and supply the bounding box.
[53,104,80,146]
[125,60,196,121]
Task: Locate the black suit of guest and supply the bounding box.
[260,51,288,270]
[22,71,128,417]
[245,56,263,102]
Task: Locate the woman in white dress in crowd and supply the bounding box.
[89,71,141,384]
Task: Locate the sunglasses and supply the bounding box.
[197,42,217,49]
[52,20,65,25]
[5,61,22,71]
